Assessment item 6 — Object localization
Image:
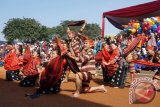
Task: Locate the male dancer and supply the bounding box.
[62,20,87,82]
[73,39,107,97]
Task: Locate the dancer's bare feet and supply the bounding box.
[101,85,107,93]
[73,92,80,98]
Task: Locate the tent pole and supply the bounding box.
[102,15,105,38]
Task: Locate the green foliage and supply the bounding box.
[39,26,53,41]
[52,20,101,39]
[116,31,128,37]
[2,19,101,43]
[2,18,53,43]
[84,23,101,39]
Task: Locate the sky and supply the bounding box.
[0,0,154,41]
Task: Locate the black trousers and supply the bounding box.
[19,74,39,87]
[6,70,22,81]
[102,66,113,83]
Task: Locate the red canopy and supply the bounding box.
[102,0,160,38]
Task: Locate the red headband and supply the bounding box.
[85,40,94,47]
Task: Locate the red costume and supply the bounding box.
[102,45,110,63]
[27,37,80,98]
[106,47,120,76]
[123,36,146,56]
[22,46,41,76]
[19,46,41,87]
[4,48,21,71]
[4,47,23,81]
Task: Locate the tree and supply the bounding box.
[2,18,43,43]
[116,30,128,37]
[52,20,101,39]
[39,26,53,41]
[2,18,101,43]
[84,23,101,39]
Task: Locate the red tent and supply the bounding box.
[102,0,160,38]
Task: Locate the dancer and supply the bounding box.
[152,50,160,82]
[19,46,42,87]
[62,20,87,82]
[101,44,111,83]
[73,39,107,97]
[126,51,137,82]
[25,37,80,99]
[102,42,120,86]
[4,45,23,81]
